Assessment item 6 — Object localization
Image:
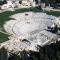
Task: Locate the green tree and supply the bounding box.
[0,47,8,60]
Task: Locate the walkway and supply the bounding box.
[0,30,11,35]
[43,7,60,12]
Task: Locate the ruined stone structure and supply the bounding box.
[0,0,36,10]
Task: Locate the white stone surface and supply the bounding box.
[2,12,57,52]
[1,1,15,9]
[1,0,36,10]
[55,17,60,27]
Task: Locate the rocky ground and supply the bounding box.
[0,12,59,53]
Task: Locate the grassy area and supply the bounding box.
[0,7,60,43]
[44,11,60,17]
[0,32,9,43]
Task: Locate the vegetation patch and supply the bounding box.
[44,11,60,17]
[0,32,9,43]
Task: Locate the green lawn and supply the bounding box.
[0,7,60,43]
[0,32,9,43]
[44,11,60,17]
